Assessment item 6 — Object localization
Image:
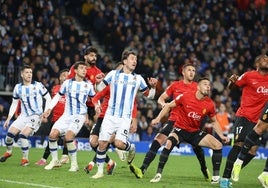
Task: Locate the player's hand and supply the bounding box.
[94,104,101,115]
[221,136,230,144]
[3,119,10,130]
[151,118,160,127]
[95,73,105,84]
[147,77,158,88]
[42,109,52,119]
[228,74,239,84]
[130,119,137,133]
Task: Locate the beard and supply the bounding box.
[259,67,268,72]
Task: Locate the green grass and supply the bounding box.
[0,146,265,188]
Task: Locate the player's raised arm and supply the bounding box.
[151,100,176,126]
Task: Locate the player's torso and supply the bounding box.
[236,71,268,122]
[175,92,214,132]
[168,81,198,120]
[85,66,102,84]
[107,71,144,118]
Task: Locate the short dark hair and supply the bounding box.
[114,61,123,69]
[121,50,136,61]
[182,63,196,70]
[198,77,210,83]
[59,69,69,74]
[21,64,32,71]
[83,46,98,56]
[74,61,86,69]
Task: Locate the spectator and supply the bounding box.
[141,126,156,142]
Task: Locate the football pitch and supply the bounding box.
[0,146,265,188]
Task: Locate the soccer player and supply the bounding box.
[231,102,268,188]
[43,61,96,172]
[68,46,104,125]
[148,78,229,183]
[220,54,268,188]
[91,50,158,179]
[35,69,70,166]
[84,63,124,175]
[130,63,211,181]
[0,65,51,166]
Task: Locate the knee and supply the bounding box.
[254,122,266,135]
[90,135,98,148]
[114,140,124,150]
[155,134,167,145]
[166,136,178,150]
[49,130,59,140]
[213,141,223,150]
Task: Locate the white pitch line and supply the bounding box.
[0,179,63,188]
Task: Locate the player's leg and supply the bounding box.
[0,127,20,162]
[19,115,42,166]
[35,143,50,165]
[86,121,100,172]
[36,123,54,166]
[232,118,268,182]
[65,115,85,172]
[0,116,23,162]
[198,132,223,184]
[130,120,174,178]
[192,145,211,181]
[150,131,179,183]
[221,117,256,182]
[112,117,134,164]
[92,115,116,179]
[59,137,69,164]
[257,105,268,187]
[258,157,268,188]
[44,117,65,170]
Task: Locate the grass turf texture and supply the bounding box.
[0,146,265,188]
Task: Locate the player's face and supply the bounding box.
[21,68,32,83]
[75,64,87,78]
[59,71,69,84]
[258,55,268,72]
[84,52,97,66]
[124,54,137,72]
[182,65,196,81]
[198,80,211,96]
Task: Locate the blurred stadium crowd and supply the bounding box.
[0,0,268,143]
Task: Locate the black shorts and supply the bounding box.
[90,117,103,136]
[173,128,207,147]
[233,116,256,143]
[160,120,175,136]
[260,102,268,123]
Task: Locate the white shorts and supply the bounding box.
[99,114,131,143]
[11,114,42,135]
[52,114,85,136]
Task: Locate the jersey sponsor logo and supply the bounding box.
[257,86,268,95]
[188,112,201,120]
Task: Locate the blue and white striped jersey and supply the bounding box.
[103,69,148,118]
[59,78,95,115]
[13,81,48,116]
